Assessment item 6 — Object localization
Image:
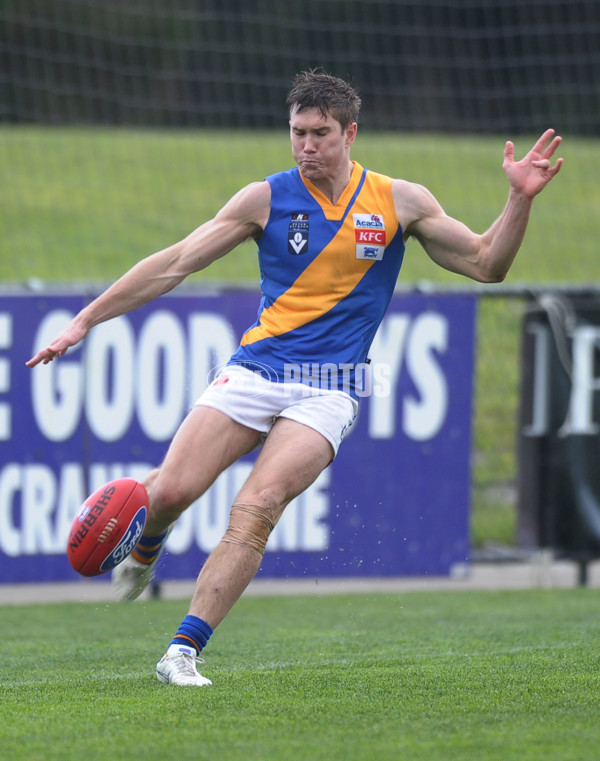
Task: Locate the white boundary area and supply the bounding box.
[2,559,600,605]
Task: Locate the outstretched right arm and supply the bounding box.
[26,181,271,367]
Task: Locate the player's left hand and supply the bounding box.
[503,128,563,198]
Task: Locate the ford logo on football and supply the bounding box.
[99,506,147,573]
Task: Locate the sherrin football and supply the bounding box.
[67,478,148,577]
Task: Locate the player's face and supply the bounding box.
[289,107,357,181]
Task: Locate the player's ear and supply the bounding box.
[345,122,358,147]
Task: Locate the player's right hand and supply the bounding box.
[26,323,89,367]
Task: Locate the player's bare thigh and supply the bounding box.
[234,416,334,524]
[145,405,262,531]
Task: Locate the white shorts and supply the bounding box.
[194,365,358,456]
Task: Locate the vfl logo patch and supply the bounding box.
[288,212,309,255]
[353,213,386,261]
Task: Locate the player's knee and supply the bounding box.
[238,485,288,516]
[222,503,276,556]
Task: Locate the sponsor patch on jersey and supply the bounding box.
[353,213,386,260]
[288,212,309,255]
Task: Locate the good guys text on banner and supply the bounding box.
[0,291,475,583]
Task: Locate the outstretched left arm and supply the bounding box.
[400,129,564,283]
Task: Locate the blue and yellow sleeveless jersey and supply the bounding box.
[229,161,406,399]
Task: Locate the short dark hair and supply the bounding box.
[286,69,361,130]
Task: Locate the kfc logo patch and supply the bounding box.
[353,213,386,260]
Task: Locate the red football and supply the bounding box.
[67,478,148,577]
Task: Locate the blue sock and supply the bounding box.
[170,615,213,654]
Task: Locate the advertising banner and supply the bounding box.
[0,290,475,583]
[518,295,600,557]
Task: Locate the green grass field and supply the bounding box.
[2,126,599,547]
[2,126,596,285]
[3,589,600,761]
